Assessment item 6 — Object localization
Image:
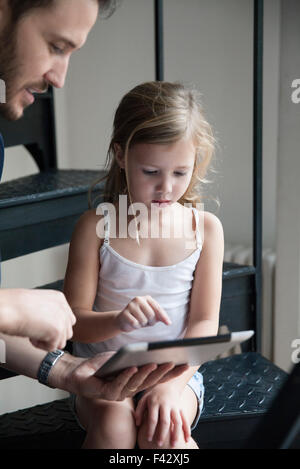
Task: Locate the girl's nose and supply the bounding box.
[156,175,172,194]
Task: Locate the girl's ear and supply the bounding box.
[114,143,125,169]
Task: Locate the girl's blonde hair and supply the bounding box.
[89,81,216,208]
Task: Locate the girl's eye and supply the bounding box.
[142,170,186,176]
[143,170,157,175]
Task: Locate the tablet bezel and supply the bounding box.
[95,330,254,379]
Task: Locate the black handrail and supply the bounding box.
[154,0,164,81]
[253,0,264,352]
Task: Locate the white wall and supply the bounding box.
[165,0,254,245]
[63,0,155,171]
[0,0,287,410]
[274,0,300,372]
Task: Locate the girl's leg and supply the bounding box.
[75,395,137,449]
[137,385,199,449]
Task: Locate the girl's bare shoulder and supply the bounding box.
[181,205,223,236]
[75,208,100,228]
[72,208,105,245]
[203,211,223,229]
[202,211,224,247]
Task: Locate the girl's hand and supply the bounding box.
[116,295,172,333]
[135,385,191,448]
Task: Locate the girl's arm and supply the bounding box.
[63,209,123,343]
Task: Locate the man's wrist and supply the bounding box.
[37,349,65,388]
[46,351,83,392]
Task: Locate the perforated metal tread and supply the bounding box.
[0,169,105,208]
[199,352,287,421]
[0,398,84,449]
[0,353,287,448]
[0,398,78,438]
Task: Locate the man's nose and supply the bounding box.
[44,58,70,89]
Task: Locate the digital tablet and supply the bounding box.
[95,330,254,378]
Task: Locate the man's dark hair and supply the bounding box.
[8,0,119,23]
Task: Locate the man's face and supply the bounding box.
[0,0,98,120]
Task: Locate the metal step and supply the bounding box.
[0,169,105,261]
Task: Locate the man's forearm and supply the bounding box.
[0,333,46,379]
[0,290,20,335]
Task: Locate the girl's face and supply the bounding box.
[120,138,196,209]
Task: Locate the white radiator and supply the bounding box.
[224,244,276,361]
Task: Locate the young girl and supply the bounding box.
[64,81,224,449]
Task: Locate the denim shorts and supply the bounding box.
[70,371,204,432]
[186,371,205,430]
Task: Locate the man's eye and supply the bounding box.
[51,44,64,55]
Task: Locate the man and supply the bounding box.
[0,0,185,402]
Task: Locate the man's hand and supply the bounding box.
[50,352,189,401]
[0,289,76,351]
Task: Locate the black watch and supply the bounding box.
[37,349,65,388]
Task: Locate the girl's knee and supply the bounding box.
[83,399,137,449]
[77,397,134,431]
[91,400,134,430]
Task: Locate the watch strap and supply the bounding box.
[37,349,65,388]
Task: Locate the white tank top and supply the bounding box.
[73,207,203,358]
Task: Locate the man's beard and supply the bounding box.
[0,20,21,120]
